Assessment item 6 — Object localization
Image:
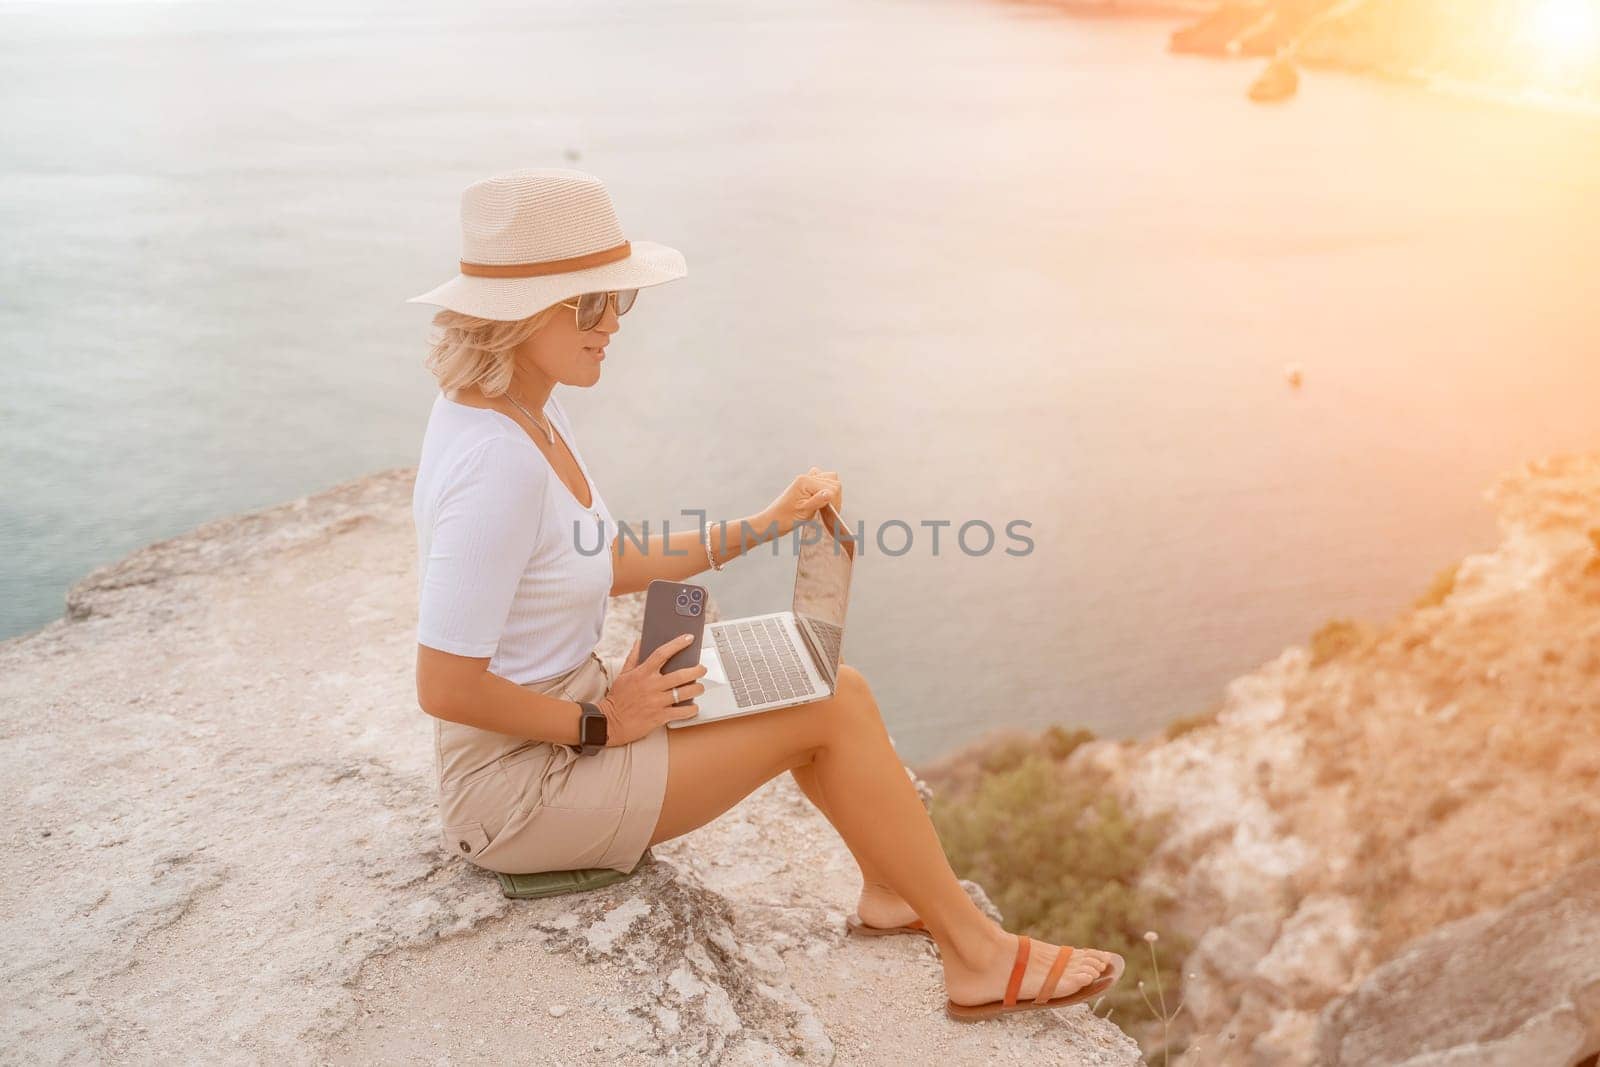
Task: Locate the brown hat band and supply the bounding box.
[458,240,632,279]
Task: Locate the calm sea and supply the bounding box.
[3,0,1598,761]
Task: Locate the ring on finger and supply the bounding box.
[671,686,679,703]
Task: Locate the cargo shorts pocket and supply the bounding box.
[523,806,623,871]
[443,820,491,859]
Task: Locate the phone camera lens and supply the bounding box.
[675,593,689,607]
[689,604,701,616]
[689,589,703,603]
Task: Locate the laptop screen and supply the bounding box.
[791,503,855,691]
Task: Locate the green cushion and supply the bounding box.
[494,856,646,900]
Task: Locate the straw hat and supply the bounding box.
[406,168,687,321]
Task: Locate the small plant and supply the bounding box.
[1042,724,1095,761]
[1138,930,1188,1066]
[1163,704,1222,741]
[1309,618,1367,666]
[1424,789,1466,824]
[1413,561,1461,610]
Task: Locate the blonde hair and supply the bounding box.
[421,303,566,397]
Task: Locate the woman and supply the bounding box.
[406,168,1124,1020]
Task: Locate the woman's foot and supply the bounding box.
[943,928,1121,1008]
[851,879,921,931]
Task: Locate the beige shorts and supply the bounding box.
[435,649,669,875]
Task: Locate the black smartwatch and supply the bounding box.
[577,701,608,756]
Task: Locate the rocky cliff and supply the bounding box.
[1024,453,1600,1064]
[0,468,1140,1065]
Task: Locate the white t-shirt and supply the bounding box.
[412,391,616,684]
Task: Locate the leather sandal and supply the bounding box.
[845,913,933,939]
[945,935,1124,1022]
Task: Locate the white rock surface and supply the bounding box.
[1317,858,1600,1066]
[0,467,1140,1066]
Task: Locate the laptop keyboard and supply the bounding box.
[808,619,843,669]
[712,617,810,708]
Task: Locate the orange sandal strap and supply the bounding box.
[1003,935,1031,1006]
[1034,945,1075,1004]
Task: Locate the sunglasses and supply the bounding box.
[559,289,638,332]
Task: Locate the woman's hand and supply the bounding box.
[599,633,709,745]
[756,466,842,539]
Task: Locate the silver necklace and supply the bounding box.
[503,390,554,445]
[503,389,602,520]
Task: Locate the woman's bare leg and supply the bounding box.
[647,664,1117,1005]
[789,763,918,928]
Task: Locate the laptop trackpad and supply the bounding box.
[699,643,729,688]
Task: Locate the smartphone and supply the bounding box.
[638,579,708,708]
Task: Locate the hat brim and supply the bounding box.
[405,239,687,321]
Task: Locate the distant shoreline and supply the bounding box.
[1013,1,1213,15]
[1035,0,1600,117]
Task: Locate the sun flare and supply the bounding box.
[1524,0,1600,68]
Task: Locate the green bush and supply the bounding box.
[978,726,1093,775]
[931,753,1185,1024]
[979,735,1035,776]
[1042,724,1095,761]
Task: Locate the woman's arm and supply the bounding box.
[608,466,845,596]
[416,644,585,744]
[608,513,776,597]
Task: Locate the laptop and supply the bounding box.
[669,502,856,727]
